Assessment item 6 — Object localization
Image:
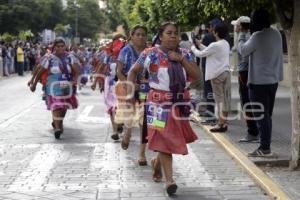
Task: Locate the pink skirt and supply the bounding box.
[104,76,117,115]
[47,94,78,111]
[146,89,198,155]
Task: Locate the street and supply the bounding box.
[0,75,269,200]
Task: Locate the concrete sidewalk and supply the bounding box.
[193,75,300,200]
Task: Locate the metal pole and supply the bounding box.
[75,3,78,38]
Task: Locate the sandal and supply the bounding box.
[151,158,162,182]
[54,129,62,139]
[210,124,228,132]
[138,159,147,166]
[166,182,178,196]
[111,133,120,140]
[121,133,131,150]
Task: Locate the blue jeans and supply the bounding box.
[249,83,278,150]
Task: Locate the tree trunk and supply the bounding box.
[289,0,300,169]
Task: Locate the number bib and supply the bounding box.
[139,83,150,101]
[146,102,169,132]
[47,74,72,96]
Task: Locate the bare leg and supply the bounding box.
[60,109,67,130]
[121,127,132,150]
[52,110,62,129]
[151,154,162,182]
[110,113,117,133]
[219,111,228,125]
[138,125,147,163]
[159,152,178,195]
[158,152,173,184]
[110,112,121,140]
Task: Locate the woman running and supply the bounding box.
[30,38,80,139]
[128,22,200,195]
[114,25,149,166]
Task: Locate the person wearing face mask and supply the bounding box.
[191,23,231,133]
[114,25,149,166]
[128,22,200,196]
[29,38,80,139]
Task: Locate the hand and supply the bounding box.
[30,84,36,92]
[168,51,183,62]
[27,80,33,87]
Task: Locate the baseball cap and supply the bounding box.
[231,16,251,26]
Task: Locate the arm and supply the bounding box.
[191,44,213,58]
[168,51,200,80]
[181,57,200,80]
[127,63,143,98]
[238,33,256,57]
[28,64,41,86]
[116,61,126,81]
[71,63,80,86]
[30,66,46,92]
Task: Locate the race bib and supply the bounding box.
[138,83,150,101]
[146,102,168,132]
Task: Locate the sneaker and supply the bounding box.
[239,134,259,143]
[248,148,275,158]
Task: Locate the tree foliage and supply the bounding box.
[0,0,107,40]
[114,0,293,34]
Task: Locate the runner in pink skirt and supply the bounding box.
[128,22,200,195]
[29,38,80,139]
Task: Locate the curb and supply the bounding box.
[196,123,291,200]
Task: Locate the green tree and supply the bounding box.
[0,0,64,35]
[54,23,67,37]
[66,0,106,40]
[0,32,16,42]
[18,30,34,41]
[104,0,127,32]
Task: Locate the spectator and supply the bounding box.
[239,8,283,157]
[16,42,24,76]
[179,33,192,50]
[231,16,260,142]
[199,18,223,125]
[1,42,9,76]
[191,23,231,132]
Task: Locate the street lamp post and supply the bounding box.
[75,1,78,38]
